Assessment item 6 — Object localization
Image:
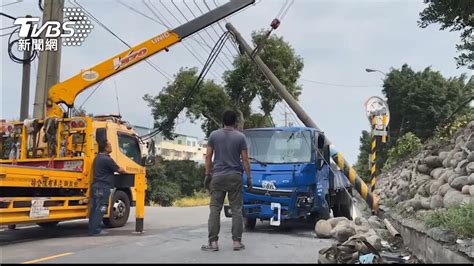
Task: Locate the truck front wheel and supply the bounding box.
[331,188,353,220]
[103,190,130,228]
[244,218,256,230]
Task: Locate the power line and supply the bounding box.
[300,78,382,88]
[1,30,17,37]
[214,0,261,20]
[169,0,232,72]
[206,0,240,55]
[143,0,170,28]
[1,25,19,31]
[79,80,105,109]
[278,0,294,22]
[141,31,231,139]
[150,0,224,80]
[170,0,232,71]
[1,0,22,8]
[149,0,215,68]
[144,0,222,80]
[276,0,289,19]
[192,0,237,61]
[185,0,235,65]
[71,0,172,81]
[0,12,17,20]
[117,0,165,27]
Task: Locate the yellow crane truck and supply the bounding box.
[0,0,255,232]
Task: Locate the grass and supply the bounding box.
[425,202,474,238]
[173,191,229,207]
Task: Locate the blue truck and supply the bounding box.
[225,126,353,229]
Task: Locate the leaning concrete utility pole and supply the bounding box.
[226,23,379,211]
[33,0,64,119]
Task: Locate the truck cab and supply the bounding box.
[0,115,150,231]
[233,127,352,229]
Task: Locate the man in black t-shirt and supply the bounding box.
[88,140,126,236]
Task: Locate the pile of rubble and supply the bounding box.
[315,216,385,248]
[316,121,474,263]
[315,216,411,263]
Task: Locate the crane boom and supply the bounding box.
[46,0,255,117]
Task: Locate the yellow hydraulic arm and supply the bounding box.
[46,0,255,118]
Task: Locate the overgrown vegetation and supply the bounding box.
[426,202,474,238]
[145,157,206,206]
[173,191,211,207]
[173,191,229,207]
[433,112,474,142]
[382,132,422,172]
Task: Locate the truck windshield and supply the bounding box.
[245,130,312,164]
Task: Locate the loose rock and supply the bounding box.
[315,220,332,238]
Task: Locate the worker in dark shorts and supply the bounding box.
[88,140,126,236]
[201,110,252,251]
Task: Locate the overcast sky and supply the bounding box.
[1,0,472,164]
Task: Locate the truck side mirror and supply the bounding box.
[143,139,156,166]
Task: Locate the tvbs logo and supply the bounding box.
[14,7,93,51]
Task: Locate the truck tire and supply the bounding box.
[37,221,59,228]
[331,188,353,220]
[103,190,130,228]
[339,203,353,220]
[308,210,330,224]
[244,218,256,230]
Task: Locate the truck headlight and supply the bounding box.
[296,196,314,207]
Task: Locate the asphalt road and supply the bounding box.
[1,206,334,263]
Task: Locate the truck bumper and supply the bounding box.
[225,203,289,226]
[0,196,89,225]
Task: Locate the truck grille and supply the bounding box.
[247,187,293,197]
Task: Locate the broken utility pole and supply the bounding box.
[225,22,379,211]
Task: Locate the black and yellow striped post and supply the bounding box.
[381,114,387,144]
[369,116,378,192]
[369,114,388,192]
[330,147,379,211]
[370,135,377,191]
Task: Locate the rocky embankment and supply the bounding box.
[376,120,474,260]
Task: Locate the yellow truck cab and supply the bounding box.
[0,115,150,231]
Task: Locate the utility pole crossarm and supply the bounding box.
[226,23,379,211]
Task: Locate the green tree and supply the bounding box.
[144,31,304,138]
[223,30,304,118]
[383,64,472,142]
[145,156,207,206]
[143,68,231,139]
[355,65,472,173]
[354,130,371,182]
[145,157,182,206]
[245,113,274,129]
[418,0,474,69]
[164,160,205,197]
